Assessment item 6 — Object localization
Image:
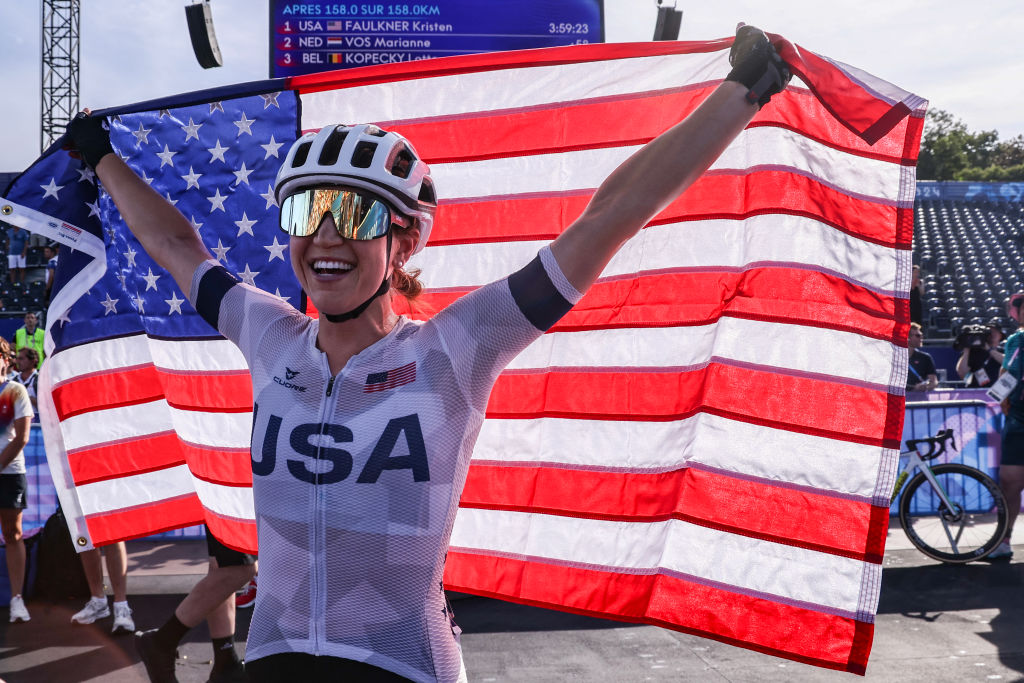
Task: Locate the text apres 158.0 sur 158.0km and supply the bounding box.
[279,3,442,16]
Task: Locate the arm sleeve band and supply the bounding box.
[507,245,582,332]
[190,260,240,330]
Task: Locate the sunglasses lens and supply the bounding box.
[280,188,393,241]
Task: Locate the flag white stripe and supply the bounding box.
[48,335,248,385]
[61,401,252,452]
[449,508,876,616]
[193,477,256,520]
[417,214,901,293]
[433,126,902,203]
[301,51,730,127]
[76,465,254,520]
[77,465,194,515]
[507,318,902,389]
[475,412,894,501]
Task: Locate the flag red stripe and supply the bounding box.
[392,87,918,167]
[52,365,253,420]
[460,464,886,562]
[443,550,871,674]
[85,494,205,547]
[401,266,907,344]
[432,172,911,250]
[184,442,253,487]
[485,364,901,447]
[68,433,250,487]
[69,431,184,485]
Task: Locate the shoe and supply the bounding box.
[981,541,1013,563]
[112,601,135,634]
[135,629,179,683]
[235,576,257,609]
[9,595,30,623]
[207,661,248,683]
[71,596,110,624]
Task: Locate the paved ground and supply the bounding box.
[1,527,1022,682]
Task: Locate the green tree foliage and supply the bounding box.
[918,109,1024,181]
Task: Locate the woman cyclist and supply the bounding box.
[67,25,789,683]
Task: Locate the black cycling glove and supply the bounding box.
[725,25,792,109]
[65,112,115,169]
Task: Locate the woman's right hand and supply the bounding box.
[64,111,115,170]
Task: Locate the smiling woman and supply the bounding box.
[63,23,790,683]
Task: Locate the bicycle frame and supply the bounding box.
[893,446,957,507]
[893,446,965,548]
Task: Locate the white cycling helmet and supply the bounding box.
[274,123,437,254]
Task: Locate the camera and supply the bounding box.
[953,323,990,352]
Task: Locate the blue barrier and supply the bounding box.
[897,396,1003,515]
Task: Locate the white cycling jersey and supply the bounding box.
[189,245,581,682]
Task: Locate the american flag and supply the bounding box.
[364,361,417,393]
[1,38,924,673]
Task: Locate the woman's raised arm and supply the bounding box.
[550,25,790,293]
[66,114,213,295]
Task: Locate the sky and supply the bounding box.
[1,0,1023,172]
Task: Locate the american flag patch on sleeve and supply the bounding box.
[364,361,417,392]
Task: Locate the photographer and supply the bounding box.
[955,323,1003,388]
[907,323,938,392]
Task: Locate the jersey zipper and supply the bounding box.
[313,356,341,655]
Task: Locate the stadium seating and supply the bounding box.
[915,198,1024,337]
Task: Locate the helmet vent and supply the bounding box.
[390,148,415,179]
[318,127,349,166]
[418,177,437,205]
[351,141,378,169]
[292,140,313,167]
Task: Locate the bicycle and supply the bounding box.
[892,428,1009,563]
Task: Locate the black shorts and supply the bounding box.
[0,473,28,510]
[204,524,256,567]
[246,653,412,682]
[1002,417,1024,467]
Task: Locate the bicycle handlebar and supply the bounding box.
[905,428,957,460]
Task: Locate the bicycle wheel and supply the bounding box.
[898,463,1009,563]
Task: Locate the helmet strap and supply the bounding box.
[322,231,393,323]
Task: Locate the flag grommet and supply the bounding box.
[77,537,87,546]
[1,204,12,215]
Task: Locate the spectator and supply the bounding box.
[907,323,938,392]
[955,324,1002,388]
[12,348,38,415]
[44,244,59,300]
[6,226,28,284]
[14,312,44,369]
[0,337,34,622]
[988,294,1024,561]
[910,265,923,327]
[71,543,135,634]
[988,319,1006,365]
[135,526,255,683]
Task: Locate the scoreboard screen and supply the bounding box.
[269,0,604,77]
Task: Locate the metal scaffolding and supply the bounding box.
[40,0,80,153]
